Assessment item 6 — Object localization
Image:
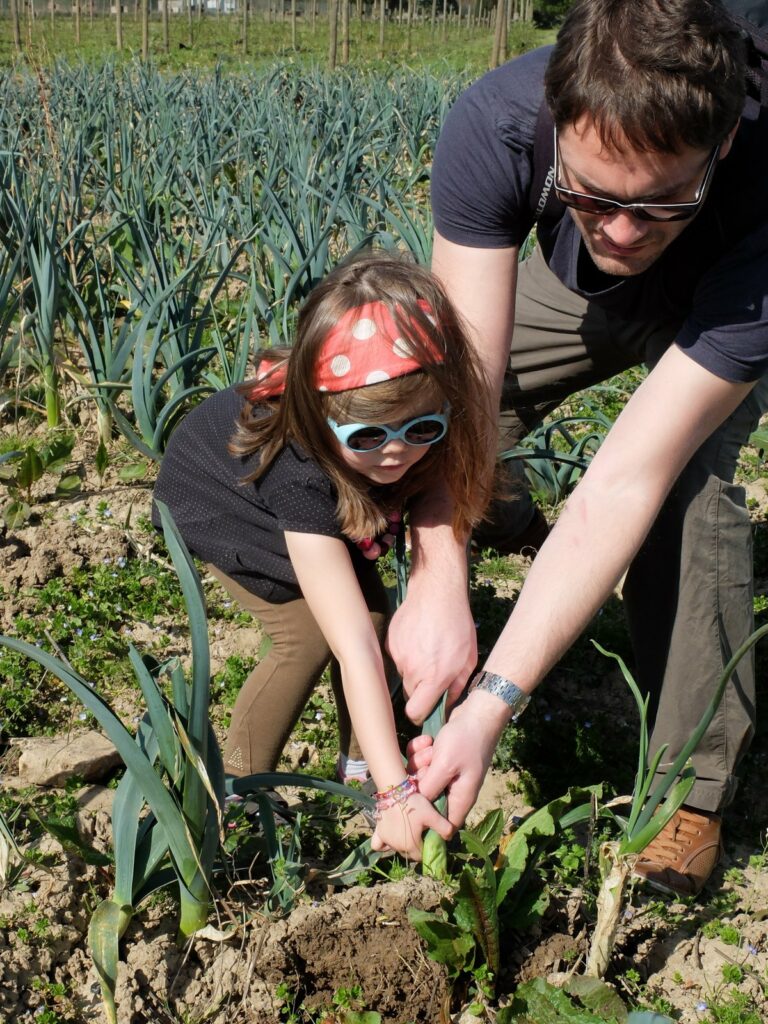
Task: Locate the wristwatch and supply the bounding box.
[469,670,531,721]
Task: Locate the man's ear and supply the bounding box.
[718,119,740,161]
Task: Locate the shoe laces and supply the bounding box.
[641,811,706,860]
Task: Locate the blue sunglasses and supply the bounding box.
[327,410,449,452]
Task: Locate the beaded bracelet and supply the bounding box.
[373,775,418,818]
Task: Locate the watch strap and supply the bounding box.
[470,670,531,720]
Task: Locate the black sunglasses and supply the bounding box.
[553,127,720,223]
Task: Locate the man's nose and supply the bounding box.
[600,209,648,246]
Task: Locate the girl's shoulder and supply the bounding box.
[265,438,333,490]
[171,385,247,437]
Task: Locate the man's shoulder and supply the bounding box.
[449,45,552,145]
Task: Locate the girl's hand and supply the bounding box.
[356,511,402,560]
[357,534,396,560]
[370,793,453,861]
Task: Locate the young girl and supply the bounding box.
[153,252,494,859]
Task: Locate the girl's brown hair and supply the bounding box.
[229,250,495,541]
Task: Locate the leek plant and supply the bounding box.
[0,807,24,889]
[500,409,613,506]
[0,502,374,1021]
[0,501,224,1022]
[421,692,450,881]
[585,626,768,977]
[64,232,141,447]
[0,214,25,383]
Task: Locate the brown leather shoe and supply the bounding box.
[632,806,723,897]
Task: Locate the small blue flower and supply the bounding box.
[747,942,759,955]
[78,712,87,721]
[696,1002,708,1013]
[544,713,552,722]
[584,720,592,729]
[76,628,83,636]
[117,556,127,568]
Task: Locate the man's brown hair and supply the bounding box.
[545,0,747,153]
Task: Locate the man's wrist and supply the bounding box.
[468,670,531,722]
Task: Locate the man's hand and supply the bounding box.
[407,692,509,829]
[387,567,477,724]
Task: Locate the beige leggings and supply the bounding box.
[207,564,391,777]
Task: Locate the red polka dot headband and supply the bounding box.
[313,299,443,392]
[248,299,443,401]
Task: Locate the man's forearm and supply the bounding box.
[407,476,468,581]
[482,347,757,696]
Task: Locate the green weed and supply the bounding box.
[703,989,763,1024]
[0,434,80,527]
[703,920,743,946]
[276,981,385,1023]
[0,555,185,735]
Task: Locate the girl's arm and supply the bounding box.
[285,531,452,859]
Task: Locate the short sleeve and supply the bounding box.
[676,223,768,382]
[431,48,550,249]
[258,447,343,538]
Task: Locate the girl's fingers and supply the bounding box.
[406,734,434,754]
[371,830,386,852]
[405,736,434,774]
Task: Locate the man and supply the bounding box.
[383,0,768,896]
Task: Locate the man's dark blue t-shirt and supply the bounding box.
[431,46,768,383]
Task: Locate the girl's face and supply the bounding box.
[333,399,445,486]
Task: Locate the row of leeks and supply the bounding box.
[1,62,456,452]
